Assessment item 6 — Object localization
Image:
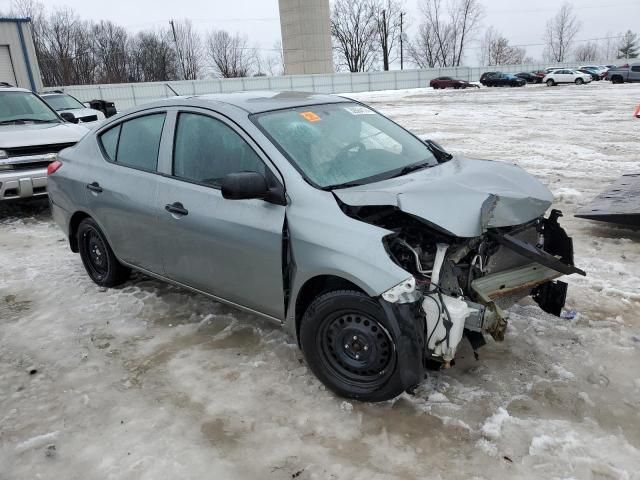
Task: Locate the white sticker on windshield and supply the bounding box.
[344,106,375,115]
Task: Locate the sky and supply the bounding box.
[1,0,638,65]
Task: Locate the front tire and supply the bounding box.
[575,78,584,85]
[77,218,130,287]
[300,290,405,402]
[546,79,555,87]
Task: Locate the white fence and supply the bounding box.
[53,61,614,111]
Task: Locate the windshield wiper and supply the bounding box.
[322,181,366,191]
[0,118,59,125]
[390,162,432,178]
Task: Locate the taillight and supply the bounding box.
[47,160,63,175]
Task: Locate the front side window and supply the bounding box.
[173,112,266,187]
[254,103,438,189]
[631,66,640,72]
[0,91,60,124]
[98,113,165,171]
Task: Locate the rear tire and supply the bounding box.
[77,218,130,287]
[299,290,405,402]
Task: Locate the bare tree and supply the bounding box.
[544,3,581,62]
[129,30,178,82]
[331,0,379,72]
[600,32,618,61]
[206,30,256,78]
[373,0,403,70]
[574,42,599,62]
[408,23,439,68]
[479,26,525,66]
[92,21,130,83]
[451,0,482,66]
[416,0,482,67]
[258,41,284,77]
[172,19,203,80]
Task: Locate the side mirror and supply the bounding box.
[60,111,78,123]
[221,171,270,201]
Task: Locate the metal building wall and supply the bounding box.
[278,0,333,75]
[0,18,42,91]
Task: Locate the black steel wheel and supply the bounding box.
[77,218,130,287]
[300,290,405,402]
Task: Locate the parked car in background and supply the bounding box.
[483,73,526,87]
[576,68,601,81]
[0,86,88,201]
[40,91,106,125]
[543,69,592,86]
[578,65,608,78]
[606,63,640,83]
[479,72,499,85]
[429,77,478,89]
[47,91,584,402]
[515,72,543,84]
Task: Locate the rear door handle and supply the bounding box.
[86,182,103,193]
[165,202,188,216]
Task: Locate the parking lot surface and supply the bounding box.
[2,82,640,479]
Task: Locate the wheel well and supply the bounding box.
[294,275,366,341]
[68,211,91,252]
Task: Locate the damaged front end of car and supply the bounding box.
[340,202,585,372]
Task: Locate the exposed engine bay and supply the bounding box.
[340,203,586,368]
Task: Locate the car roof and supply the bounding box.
[153,90,353,114]
[0,85,32,93]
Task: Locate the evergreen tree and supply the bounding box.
[617,30,638,59]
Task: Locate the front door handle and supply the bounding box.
[86,182,103,193]
[165,202,189,216]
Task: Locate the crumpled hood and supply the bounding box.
[333,156,553,238]
[0,122,88,149]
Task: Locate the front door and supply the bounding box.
[155,110,286,319]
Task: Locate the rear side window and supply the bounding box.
[173,112,265,187]
[100,124,120,160]
[99,113,166,171]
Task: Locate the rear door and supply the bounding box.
[86,110,168,273]
[155,109,286,319]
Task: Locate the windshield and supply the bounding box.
[254,102,438,188]
[0,91,60,123]
[43,93,85,111]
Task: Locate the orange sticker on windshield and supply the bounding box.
[300,111,321,122]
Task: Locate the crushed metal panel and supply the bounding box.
[575,173,640,227]
[471,263,563,302]
[334,157,553,238]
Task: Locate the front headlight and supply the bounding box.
[382,277,419,303]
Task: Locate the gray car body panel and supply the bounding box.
[48,91,555,339]
[334,157,553,238]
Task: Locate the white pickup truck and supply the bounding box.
[0,85,88,201]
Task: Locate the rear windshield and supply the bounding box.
[253,102,438,189]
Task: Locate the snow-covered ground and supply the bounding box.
[2,82,640,480]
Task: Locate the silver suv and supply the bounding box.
[48,91,585,401]
[0,86,88,200]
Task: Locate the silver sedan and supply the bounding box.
[48,91,584,401]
